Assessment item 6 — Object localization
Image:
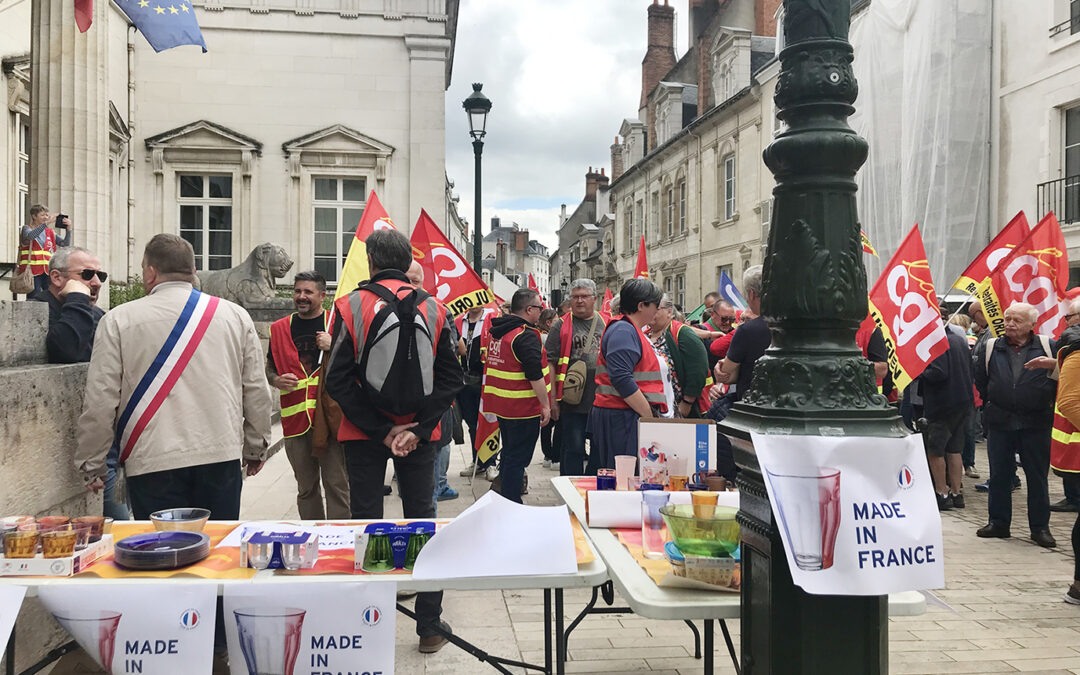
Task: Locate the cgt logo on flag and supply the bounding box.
[179,608,200,629]
[897,465,914,490]
[362,606,381,626]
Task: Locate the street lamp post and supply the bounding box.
[463,83,492,273]
[718,1,907,672]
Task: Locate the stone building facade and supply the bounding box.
[1,0,458,294]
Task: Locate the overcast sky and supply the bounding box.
[444,0,691,253]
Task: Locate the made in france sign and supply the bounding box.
[751,432,945,596]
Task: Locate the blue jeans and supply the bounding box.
[962,407,977,468]
[432,442,451,507]
[103,444,131,521]
[558,411,592,476]
[497,417,540,504]
[986,428,1051,531]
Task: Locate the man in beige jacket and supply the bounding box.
[75,234,272,521]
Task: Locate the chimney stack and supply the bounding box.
[610,136,625,181]
[641,0,676,111]
[585,166,610,202]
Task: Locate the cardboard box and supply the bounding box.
[637,418,717,475]
[0,535,112,576]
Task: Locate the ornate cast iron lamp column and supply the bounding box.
[719,1,907,672]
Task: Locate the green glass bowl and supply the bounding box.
[659,504,740,558]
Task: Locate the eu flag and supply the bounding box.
[116,0,207,53]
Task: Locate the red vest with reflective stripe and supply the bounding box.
[552,312,608,401]
[1052,353,1080,473]
[18,228,56,275]
[594,317,669,413]
[269,311,330,439]
[482,324,551,419]
[670,320,713,414]
[334,278,446,442]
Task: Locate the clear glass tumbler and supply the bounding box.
[641,489,671,559]
[765,466,842,571]
[53,610,122,671]
[234,607,306,675]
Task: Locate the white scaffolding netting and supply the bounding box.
[849,0,991,296]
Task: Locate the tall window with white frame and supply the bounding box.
[723,154,736,221]
[179,174,233,271]
[678,178,687,233]
[313,177,367,285]
[1065,107,1080,224]
[665,184,675,237]
[664,276,672,296]
[676,274,685,309]
[636,200,644,246]
[625,203,634,251]
[16,118,29,228]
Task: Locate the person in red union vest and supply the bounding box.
[325,228,462,653]
[267,270,350,520]
[19,204,72,294]
[482,288,552,503]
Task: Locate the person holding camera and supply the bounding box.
[19,204,72,294]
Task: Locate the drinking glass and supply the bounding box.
[234,608,306,675]
[690,490,719,518]
[765,466,842,571]
[246,541,274,570]
[404,532,431,570]
[53,610,122,671]
[279,543,304,571]
[614,455,637,491]
[595,468,617,491]
[3,530,38,558]
[362,533,395,572]
[73,516,105,543]
[42,529,77,558]
[640,490,670,559]
[71,523,93,551]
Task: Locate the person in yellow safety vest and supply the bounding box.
[590,278,668,470]
[267,270,350,520]
[482,288,551,503]
[1049,309,1080,603]
[19,204,72,294]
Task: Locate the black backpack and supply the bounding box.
[355,281,437,416]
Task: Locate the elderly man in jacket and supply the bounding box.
[973,302,1058,547]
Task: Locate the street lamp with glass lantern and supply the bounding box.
[462,83,492,273]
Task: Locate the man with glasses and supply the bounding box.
[28,246,106,364]
[546,278,608,475]
[483,288,551,502]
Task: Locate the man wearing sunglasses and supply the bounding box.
[27,246,106,364]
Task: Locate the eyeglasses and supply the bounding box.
[718,316,735,323]
[570,294,594,301]
[1067,313,1079,321]
[528,305,544,311]
[75,269,108,283]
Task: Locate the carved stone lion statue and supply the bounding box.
[195,242,294,310]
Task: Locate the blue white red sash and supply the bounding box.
[116,288,220,463]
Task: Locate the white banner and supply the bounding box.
[37,583,216,674]
[751,432,944,596]
[0,585,27,652]
[223,581,396,675]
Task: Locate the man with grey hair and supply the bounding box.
[546,277,608,475]
[714,265,769,403]
[28,246,106,364]
[974,301,1059,546]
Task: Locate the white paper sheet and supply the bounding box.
[410,492,577,579]
[0,585,26,654]
[584,490,740,529]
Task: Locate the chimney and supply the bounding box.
[756,0,782,36]
[610,136,625,181]
[560,204,568,226]
[491,215,501,232]
[641,0,676,111]
[585,166,608,202]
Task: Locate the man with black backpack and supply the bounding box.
[326,228,463,653]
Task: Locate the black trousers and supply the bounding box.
[986,428,1052,531]
[126,459,243,653]
[344,439,443,637]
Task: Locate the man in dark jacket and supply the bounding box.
[921,324,975,511]
[27,246,105,364]
[973,302,1058,547]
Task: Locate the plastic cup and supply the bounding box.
[690,490,719,518]
[614,455,637,491]
[641,490,671,559]
[3,530,38,558]
[73,516,105,542]
[42,529,78,558]
[596,468,617,491]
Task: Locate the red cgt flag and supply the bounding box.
[74,0,92,32]
[527,273,547,307]
[410,209,494,316]
[634,235,649,279]
[976,212,1069,339]
[867,224,950,392]
[952,211,1031,295]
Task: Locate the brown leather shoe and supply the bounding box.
[418,621,452,654]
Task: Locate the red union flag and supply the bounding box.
[976,212,1069,338]
[410,209,494,315]
[952,211,1030,295]
[867,224,950,392]
[634,235,649,278]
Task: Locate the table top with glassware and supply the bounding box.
[551,476,927,620]
[0,509,607,595]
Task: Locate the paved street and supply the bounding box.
[235,439,1080,674]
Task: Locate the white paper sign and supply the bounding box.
[0,585,27,652]
[217,522,356,551]
[751,432,944,596]
[224,582,395,675]
[38,583,216,674]
[410,491,576,580]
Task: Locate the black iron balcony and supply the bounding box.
[1038,175,1080,225]
[1050,11,1080,37]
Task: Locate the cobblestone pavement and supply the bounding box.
[238,439,1080,674]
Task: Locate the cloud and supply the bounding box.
[446,0,690,252]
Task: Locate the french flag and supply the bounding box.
[75,0,92,32]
